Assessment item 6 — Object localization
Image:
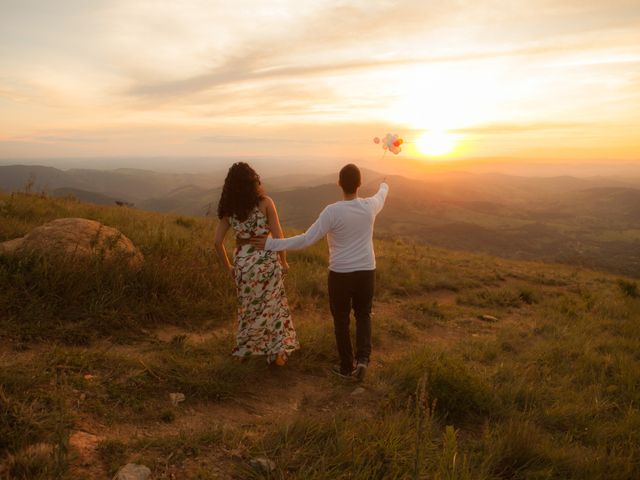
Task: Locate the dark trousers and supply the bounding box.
[328,269,375,372]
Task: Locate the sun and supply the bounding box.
[416,130,458,156]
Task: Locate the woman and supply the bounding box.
[213,162,299,365]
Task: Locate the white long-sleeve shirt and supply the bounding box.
[265,183,389,272]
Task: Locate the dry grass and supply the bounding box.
[1,192,639,479]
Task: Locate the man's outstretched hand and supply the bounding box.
[248,236,267,249]
[236,235,267,250]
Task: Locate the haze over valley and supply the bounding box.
[2,162,639,278]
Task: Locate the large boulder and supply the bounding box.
[0,218,143,268]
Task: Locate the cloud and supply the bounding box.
[453,122,593,135]
[25,135,107,144]
[122,0,457,98]
[122,0,640,101]
[126,41,606,101]
[197,134,343,145]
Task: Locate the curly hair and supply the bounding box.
[217,162,264,221]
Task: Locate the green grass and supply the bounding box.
[0,383,70,480]
[617,278,639,298]
[383,349,497,425]
[402,300,448,329]
[456,286,539,309]
[242,411,421,479]
[2,192,640,478]
[98,427,230,477]
[0,192,236,345]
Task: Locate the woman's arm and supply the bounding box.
[265,197,289,271]
[213,216,234,279]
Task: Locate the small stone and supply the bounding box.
[169,392,185,407]
[605,385,619,394]
[113,463,151,480]
[250,457,276,473]
[351,387,366,396]
[478,314,498,322]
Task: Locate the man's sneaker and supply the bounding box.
[353,362,368,382]
[331,364,354,379]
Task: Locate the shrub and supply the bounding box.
[617,279,639,298]
[384,349,496,424]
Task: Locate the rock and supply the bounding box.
[249,456,276,473]
[0,238,23,254]
[169,392,186,407]
[351,387,366,396]
[0,218,143,268]
[113,463,151,480]
[478,314,498,322]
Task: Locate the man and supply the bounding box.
[247,164,389,381]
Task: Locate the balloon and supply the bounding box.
[374,132,403,155]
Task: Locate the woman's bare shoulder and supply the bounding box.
[259,196,276,208]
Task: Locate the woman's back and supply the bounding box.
[229,204,270,247]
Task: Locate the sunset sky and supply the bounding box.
[1,0,639,172]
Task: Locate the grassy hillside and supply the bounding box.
[1,192,639,479]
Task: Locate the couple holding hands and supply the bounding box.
[214,162,388,381]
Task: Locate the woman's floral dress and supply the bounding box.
[229,207,299,362]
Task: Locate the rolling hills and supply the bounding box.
[2,164,640,277]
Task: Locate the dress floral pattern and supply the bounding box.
[229,207,299,361]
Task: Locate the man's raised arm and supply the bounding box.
[369,181,389,214]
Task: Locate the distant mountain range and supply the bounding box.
[0,164,223,203]
[1,164,639,277]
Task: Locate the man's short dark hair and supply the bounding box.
[339,164,361,194]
